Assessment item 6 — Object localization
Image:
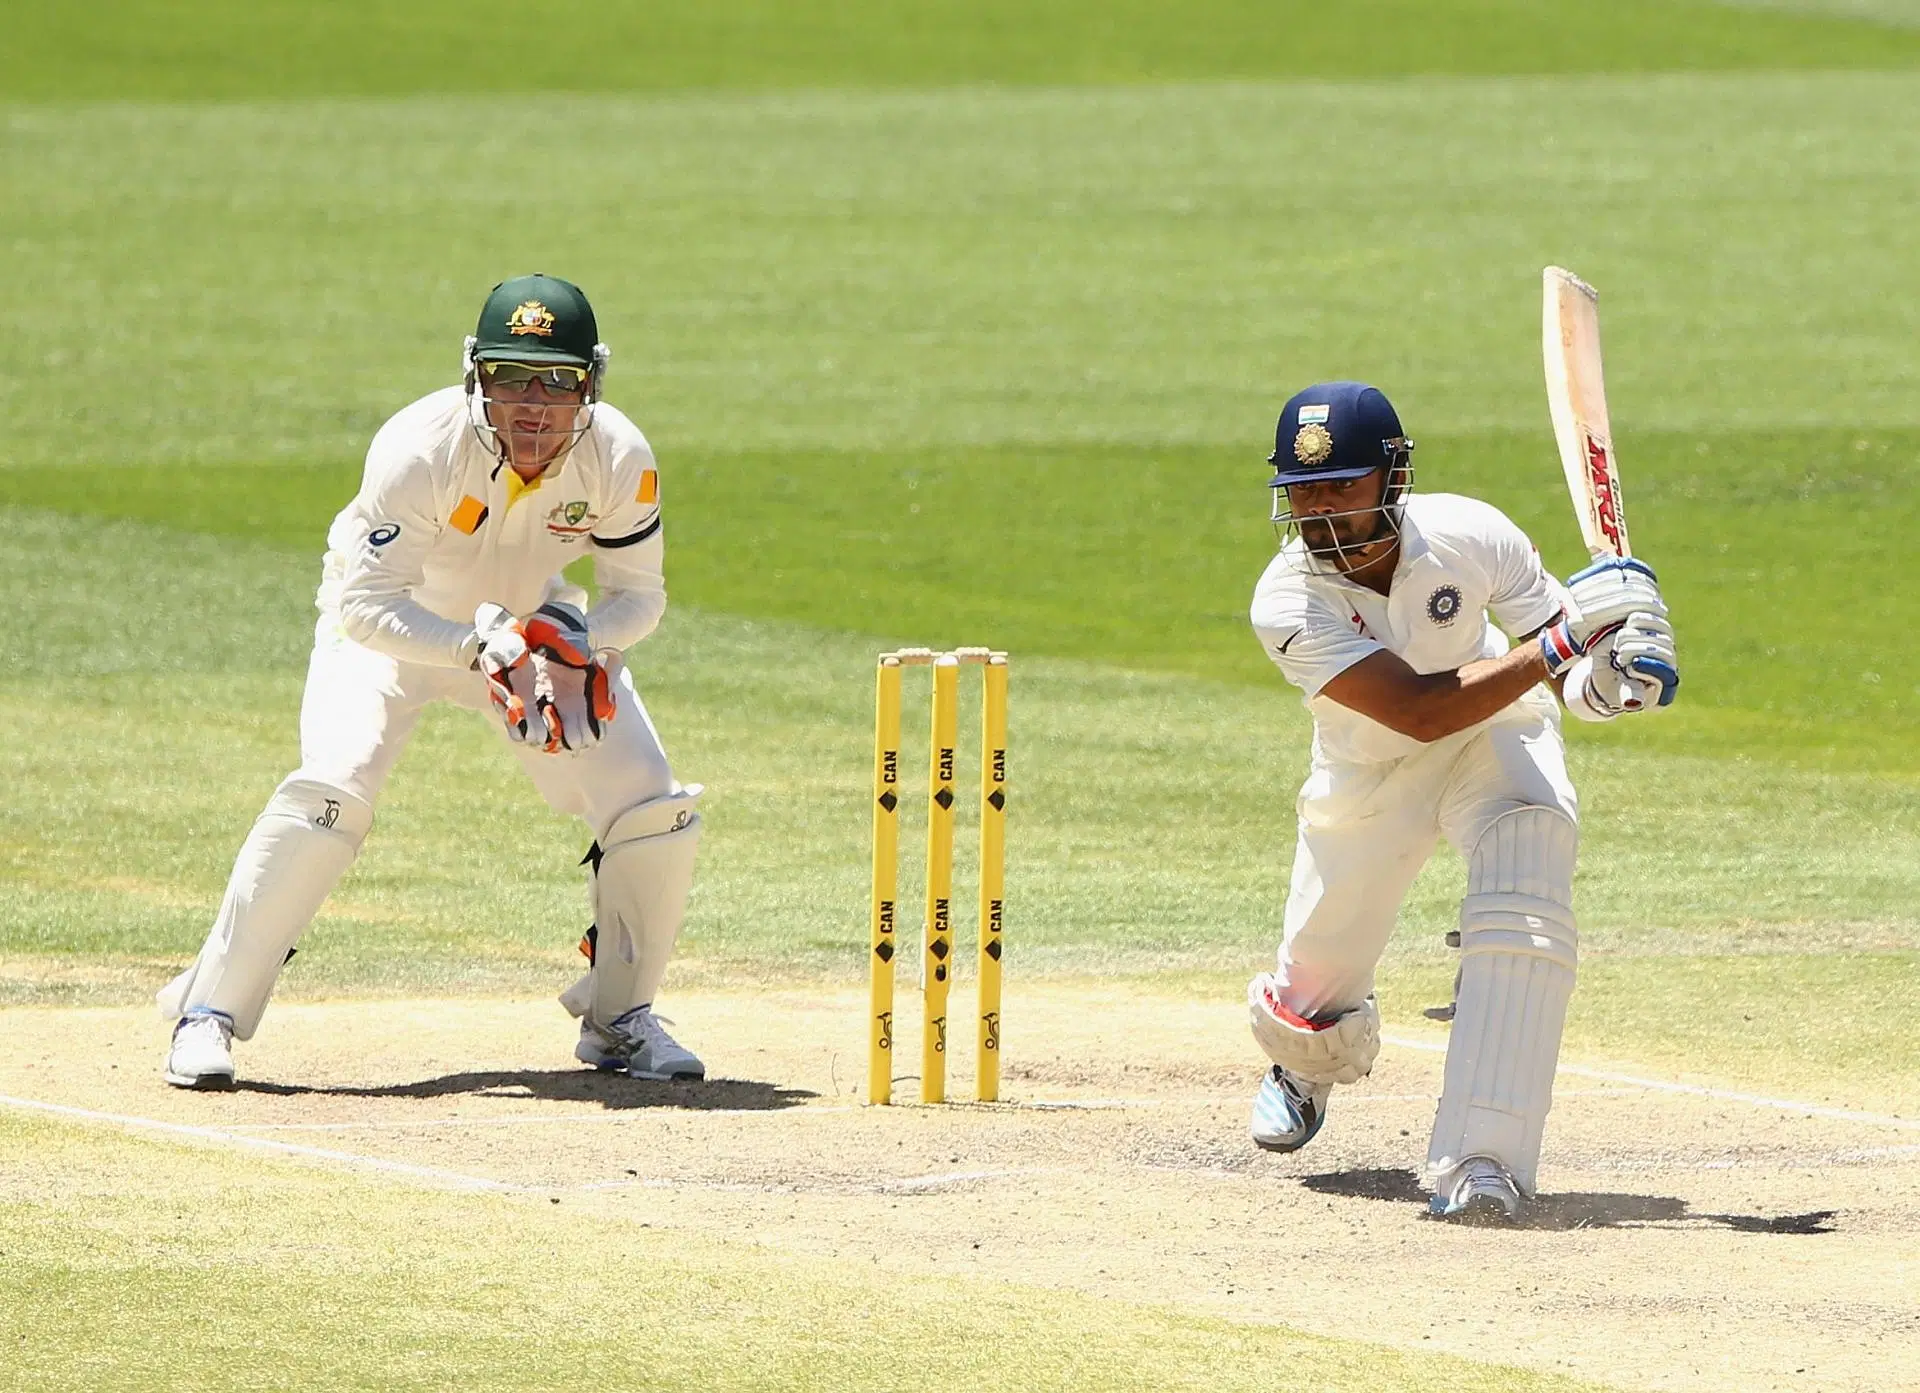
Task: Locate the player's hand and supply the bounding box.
[522,601,620,752]
[1567,557,1666,637]
[1598,609,1679,710]
[1538,557,1667,678]
[474,603,539,743]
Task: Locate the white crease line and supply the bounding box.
[1381,1034,1920,1133]
[0,1093,530,1193]
[225,1107,861,1133]
[1582,1142,1920,1172]
[220,1097,1152,1134]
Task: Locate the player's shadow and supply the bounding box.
[1299,1167,1838,1234]
[235,1069,816,1112]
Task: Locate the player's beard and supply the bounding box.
[1299,505,1396,574]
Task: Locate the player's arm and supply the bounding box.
[583,445,667,651]
[1319,641,1553,744]
[334,444,482,669]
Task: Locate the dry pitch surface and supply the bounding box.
[4,985,1916,1391]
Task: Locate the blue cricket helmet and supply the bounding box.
[1267,382,1412,487]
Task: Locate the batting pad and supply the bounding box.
[155,778,372,1040]
[1426,805,1578,1195]
[1248,977,1380,1086]
[559,785,703,1028]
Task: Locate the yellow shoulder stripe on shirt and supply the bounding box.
[449,495,489,534]
[636,469,658,505]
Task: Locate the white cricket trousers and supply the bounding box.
[1268,710,1578,1019]
[159,618,680,1037]
[294,618,676,832]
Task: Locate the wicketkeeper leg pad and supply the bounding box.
[155,778,372,1040]
[1248,975,1381,1086]
[1426,805,1579,1195]
[558,785,702,1029]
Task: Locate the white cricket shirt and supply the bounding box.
[317,386,667,668]
[1250,492,1569,767]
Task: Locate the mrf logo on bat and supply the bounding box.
[1584,435,1626,556]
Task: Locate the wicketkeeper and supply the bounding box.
[158,275,706,1088]
[1245,382,1678,1221]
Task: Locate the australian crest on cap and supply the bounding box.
[1294,422,1334,466]
[506,301,556,337]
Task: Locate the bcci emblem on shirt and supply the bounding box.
[1427,583,1463,627]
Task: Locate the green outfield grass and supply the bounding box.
[5,73,1919,768]
[9,0,1920,102]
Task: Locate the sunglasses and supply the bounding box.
[481,361,589,391]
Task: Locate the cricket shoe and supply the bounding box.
[575,1006,705,1081]
[1428,1156,1522,1224]
[164,1009,236,1090]
[1250,1065,1330,1152]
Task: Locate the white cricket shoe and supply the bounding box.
[1429,1156,1522,1224]
[165,1010,236,1090]
[1250,1065,1330,1152]
[575,1006,705,1081]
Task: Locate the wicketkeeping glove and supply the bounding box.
[474,603,539,743]
[522,601,620,753]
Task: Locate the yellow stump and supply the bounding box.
[868,658,903,1105]
[976,655,1008,1102]
[921,654,960,1104]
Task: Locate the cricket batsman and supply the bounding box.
[158,275,706,1089]
[1245,381,1678,1221]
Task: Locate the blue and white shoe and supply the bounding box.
[1250,1065,1330,1153]
[1428,1156,1522,1224]
[164,1009,236,1090]
[576,1007,705,1082]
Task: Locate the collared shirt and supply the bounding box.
[1250,492,1568,767]
[317,386,666,668]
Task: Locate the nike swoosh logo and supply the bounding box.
[1274,630,1302,655]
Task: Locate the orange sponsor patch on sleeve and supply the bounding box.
[636,469,658,506]
[449,495,489,534]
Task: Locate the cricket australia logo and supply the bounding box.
[1426,584,1463,627]
[506,300,556,337]
[544,499,598,539]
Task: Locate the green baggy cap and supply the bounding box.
[472,274,598,366]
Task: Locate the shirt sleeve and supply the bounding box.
[585,432,667,651]
[333,434,479,669]
[1482,507,1567,638]
[1251,583,1384,698]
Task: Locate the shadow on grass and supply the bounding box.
[235,1069,816,1111]
[1300,1167,1839,1234]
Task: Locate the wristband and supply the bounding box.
[1538,617,1583,678]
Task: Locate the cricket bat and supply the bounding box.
[1542,266,1631,560]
